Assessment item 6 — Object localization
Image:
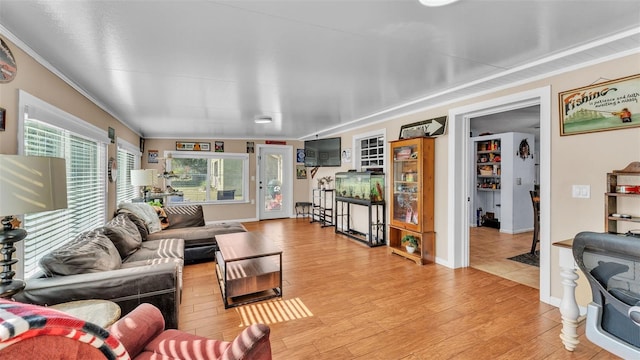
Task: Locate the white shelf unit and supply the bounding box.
[470,132,536,234]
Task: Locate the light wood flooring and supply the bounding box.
[469,226,540,289]
[179,218,618,359]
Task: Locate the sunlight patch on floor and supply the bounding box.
[236,297,313,327]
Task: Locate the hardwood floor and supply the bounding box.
[179,218,618,359]
[469,226,540,289]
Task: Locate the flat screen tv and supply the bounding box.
[304,137,341,167]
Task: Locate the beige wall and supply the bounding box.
[3,33,639,306]
[0,36,140,217]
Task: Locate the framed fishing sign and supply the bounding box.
[559,74,640,136]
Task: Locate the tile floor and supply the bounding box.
[470,226,540,289]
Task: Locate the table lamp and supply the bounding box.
[130,169,154,201]
[0,155,68,298]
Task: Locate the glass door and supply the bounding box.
[258,145,293,220]
[391,140,421,232]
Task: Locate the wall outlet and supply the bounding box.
[572,185,590,198]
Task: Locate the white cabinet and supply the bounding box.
[471,132,536,234]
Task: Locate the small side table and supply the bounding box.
[51,300,121,328]
[295,202,312,218]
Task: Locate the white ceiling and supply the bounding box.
[1,0,639,140]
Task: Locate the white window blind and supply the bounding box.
[20,95,108,278]
[116,139,141,206]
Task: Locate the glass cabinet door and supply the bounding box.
[391,141,420,231]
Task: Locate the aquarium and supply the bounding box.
[335,171,385,202]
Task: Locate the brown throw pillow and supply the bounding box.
[101,214,143,258]
[117,203,162,233]
[39,230,121,276]
[164,205,205,229]
[120,212,149,241]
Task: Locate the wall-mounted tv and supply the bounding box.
[304,137,341,167]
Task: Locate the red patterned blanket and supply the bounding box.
[0,299,129,359]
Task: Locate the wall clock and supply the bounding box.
[0,39,17,83]
[108,157,118,182]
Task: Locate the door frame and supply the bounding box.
[447,86,552,304]
[256,144,294,220]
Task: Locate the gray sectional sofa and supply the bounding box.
[15,204,246,329]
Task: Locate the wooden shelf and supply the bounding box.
[605,163,640,234]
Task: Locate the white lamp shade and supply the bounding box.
[419,0,459,6]
[0,155,68,217]
[130,169,154,186]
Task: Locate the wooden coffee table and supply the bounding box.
[215,232,282,308]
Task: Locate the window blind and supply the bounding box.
[22,119,107,278]
[116,139,140,206]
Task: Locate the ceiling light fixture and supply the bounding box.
[419,0,459,6]
[254,116,273,124]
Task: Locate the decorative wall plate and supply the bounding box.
[0,39,17,83]
[108,157,118,182]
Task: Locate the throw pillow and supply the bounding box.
[117,202,162,234]
[164,205,205,229]
[39,230,121,276]
[121,212,149,241]
[102,214,143,258]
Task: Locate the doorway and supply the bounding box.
[257,144,293,220]
[447,86,552,304]
[468,106,541,288]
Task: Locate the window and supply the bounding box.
[353,130,385,172]
[166,151,249,203]
[19,91,109,278]
[116,139,141,205]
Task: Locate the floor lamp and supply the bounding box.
[0,155,68,298]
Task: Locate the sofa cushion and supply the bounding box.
[124,238,184,264]
[39,230,121,276]
[163,205,205,229]
[102,214,143,258]
[117,202,162,234]
[143,329,229,359]
[146,222,247,247]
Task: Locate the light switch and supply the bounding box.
[572,185,590,198]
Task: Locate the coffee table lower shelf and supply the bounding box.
[215,252,282,309]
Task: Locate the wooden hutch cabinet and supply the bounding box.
[388,137,435,265]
